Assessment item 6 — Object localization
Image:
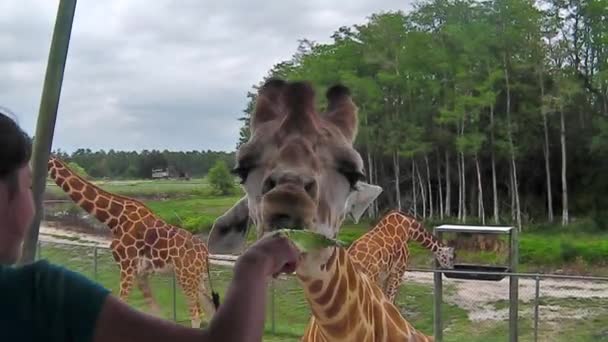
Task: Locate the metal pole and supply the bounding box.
[172,273,177,322]
[93,247,98,281]
[19,0,78,264]
[509,228,519,342]
[433,228,443,342]
[271,280,276,334]
[533,276,540,342]
[36,241,41,260]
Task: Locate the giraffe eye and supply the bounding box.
[231,166,250,184]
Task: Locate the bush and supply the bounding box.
[207,160,236,195]
[67,161,92,180]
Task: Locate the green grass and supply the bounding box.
[37,241,608,341]
[44,178,214,200]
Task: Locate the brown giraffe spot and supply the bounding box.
[121,260,130,269]
[137,207,148,217]
[61,182,70,192]
[68,178,85,191]
[82,186,96,201]
[135,240,145,250]
[122,233,135,246]
[153,259,165,268]
[309,280,323,294]
[169,247,179,258]
[81,200,94,213]
[346,260,357,293]
[96,210,110,223]
[316,262,340,306]
[109,201,123,216]
[144,228,158,245]
[126,246,137,258]
[97,196,110,209]
[70,192,83,203]
[154,238,168,250]
[159,249,168,260]
[57,168,70,178]
[174,233,185,246]
[49,169,56,179]
[107,218,118,229]
[325,272,347,318]
[115,245,127,259]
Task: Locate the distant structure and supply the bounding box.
[151,167,190,180]
[151,168,170,179]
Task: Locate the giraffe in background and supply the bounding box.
[47,156,216,328]
[348,209,455,302]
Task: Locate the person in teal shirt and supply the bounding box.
[0,109,300,342]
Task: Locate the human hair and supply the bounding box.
[0,107,32,198]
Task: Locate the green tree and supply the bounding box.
[67,161,92,180]
[208,160,236,195]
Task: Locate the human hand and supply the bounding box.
[235,233,301,279]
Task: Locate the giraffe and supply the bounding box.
[47,157,216,328]
[348,209,455,302]
[208,79,433,340]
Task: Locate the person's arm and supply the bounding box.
[93,234,299,342]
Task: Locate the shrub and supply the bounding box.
[207,160,236,195]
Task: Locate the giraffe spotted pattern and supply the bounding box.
[298,248,434,342]
[348,210,455,302]
[47,157,216,328]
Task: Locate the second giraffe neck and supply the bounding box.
[385,211,444,252]
[296,247,416,341]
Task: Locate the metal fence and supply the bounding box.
[36,240,608,342]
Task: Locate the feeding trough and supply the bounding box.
[435,224,515,282]
[432,224,519,342]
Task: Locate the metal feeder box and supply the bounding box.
[434,224,515,281]
[432,224,519,342]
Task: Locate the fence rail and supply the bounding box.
[36,240,608,341]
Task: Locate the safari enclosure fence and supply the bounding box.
[35,240,608,342]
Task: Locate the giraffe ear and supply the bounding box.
[345,182,383,224]
[207,196,251,255]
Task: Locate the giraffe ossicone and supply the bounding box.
[47,157,216,328]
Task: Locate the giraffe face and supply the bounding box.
[208,182,382,255]
[234,79,366,239]
[436,246,455,269]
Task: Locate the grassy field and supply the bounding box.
[38,241,608,341]
[42,178,608,275]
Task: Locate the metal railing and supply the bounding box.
[35,240,608,341]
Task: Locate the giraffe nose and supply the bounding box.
[268,213,304,230]
[262,171,317,199]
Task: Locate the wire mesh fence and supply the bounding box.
[36,240,608,341]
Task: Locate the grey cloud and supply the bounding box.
[1,0,412,153]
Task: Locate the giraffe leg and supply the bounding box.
[135,273,162,317]
[175,269,203,328]
[198,273,217,321]
[118,268,136,302]
[385,266,406,303]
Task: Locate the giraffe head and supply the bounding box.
[233,79,375,241]
[435,246,455,269]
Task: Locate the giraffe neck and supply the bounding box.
[47,157,145,232]
[390,211,444,252]
[296,247,417,341]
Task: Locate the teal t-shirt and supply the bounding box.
[0,260,110,342]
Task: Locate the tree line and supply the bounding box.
[237,0,608,229]
[52,148,235,179]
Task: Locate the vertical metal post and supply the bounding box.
[271,279,276,334]
[533,276,540,342]
[172,273,177,322]
[93,247,98,281]
[433,228,443,342]
[19,0,78,265]
[509,228,519,342]
[36,241,41,260]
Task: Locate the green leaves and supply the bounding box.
[274,229,347,253]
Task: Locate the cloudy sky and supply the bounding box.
[1,0,411,153]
